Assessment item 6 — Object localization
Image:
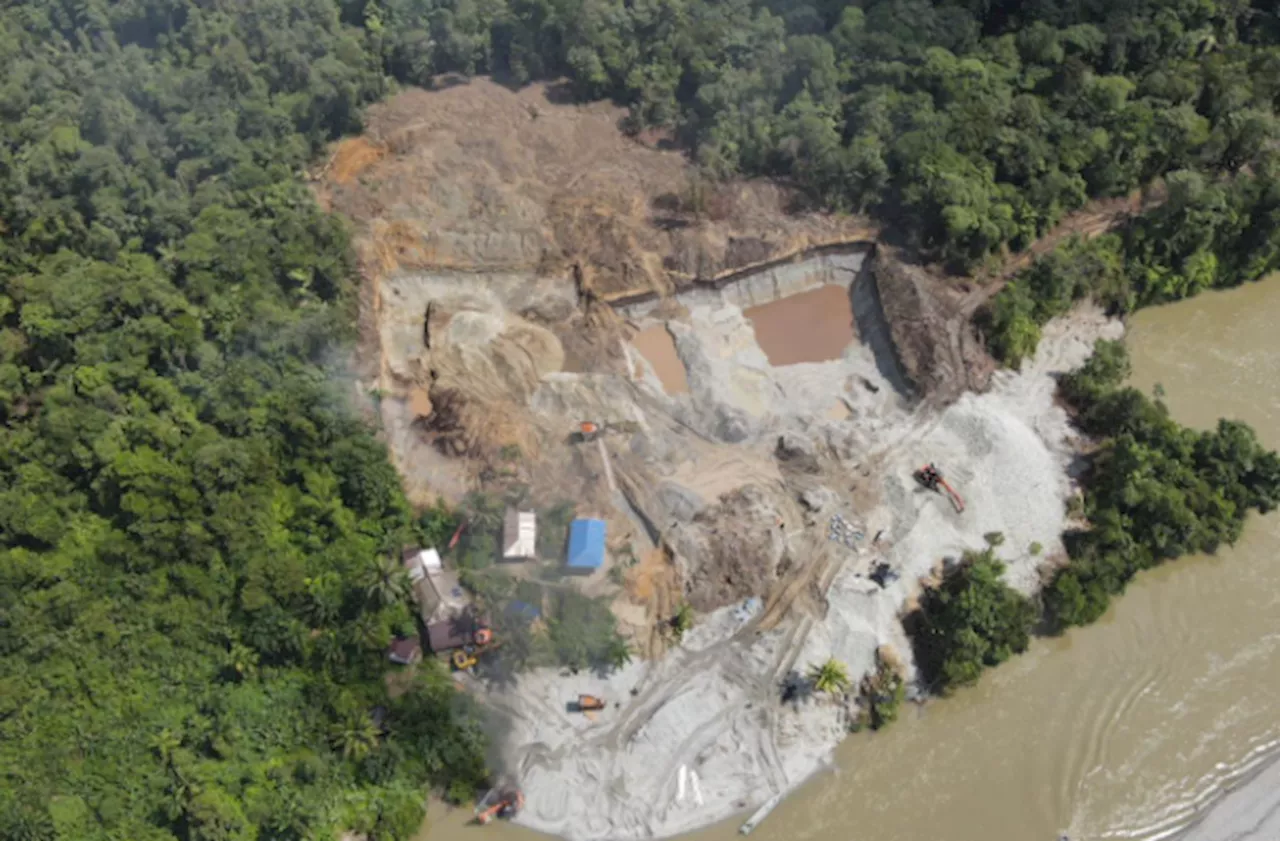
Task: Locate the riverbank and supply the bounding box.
[416,279,1280,841]
[489,301,1122,840]
[1177,746,1280,841]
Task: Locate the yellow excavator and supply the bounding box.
[451,626,495,671]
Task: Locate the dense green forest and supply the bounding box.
[984,163,1280,364]
[907,549,1037,692]
[1046,340,1280,625]
[363,0,1280,266]
[0,2,488,839]
[7,0,1280,835]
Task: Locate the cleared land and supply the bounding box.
[322,79,1123,840]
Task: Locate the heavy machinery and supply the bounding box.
[574,420,640,443]
[914,463,965,513]
[446,622,495,671]
[576,694,606,712]
[474,785,524,825]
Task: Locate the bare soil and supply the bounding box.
[318,78,1142,841]
[318,77,875,305]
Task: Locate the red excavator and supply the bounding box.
[474,785,524,825]
[914,463,965,513]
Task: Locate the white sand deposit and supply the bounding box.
[491,267,1123,840]
[1176,749,1280,841]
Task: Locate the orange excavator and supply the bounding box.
[577,694,606,712]
[914,463,965,513]
[450,625,496,671]
[474,786,524,825]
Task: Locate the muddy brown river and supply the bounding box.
[420,279,1280,841]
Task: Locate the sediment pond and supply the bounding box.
[743,284,856,366]
[631,324,690,394]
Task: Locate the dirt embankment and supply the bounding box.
[317,77,876,307]
[865,247,994,404]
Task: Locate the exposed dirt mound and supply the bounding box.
[317,78,874,302]
[869,247,994,403]
[675,486,790,612]
[322,137,387,185]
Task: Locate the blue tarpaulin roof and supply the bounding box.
[566,518,606,571]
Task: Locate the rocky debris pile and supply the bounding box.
[775,431,821,473]
[827,514,865,549]
[867,247,996,403]
[670,486,791,612]
[867,248,956,397]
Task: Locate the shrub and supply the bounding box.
[671,602,694,641]
[908,550,1038,692]
[808,658,852,695]
[862,650,907,730]
[547,591,626,672]
[1046,341,1280,627]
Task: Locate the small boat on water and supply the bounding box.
[739,793,782,835]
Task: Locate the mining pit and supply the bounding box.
[321,77,1120,840]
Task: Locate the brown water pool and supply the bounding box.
[631,324,689,394]
[743,284,854,365]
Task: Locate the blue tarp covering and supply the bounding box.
[566,518,606,571]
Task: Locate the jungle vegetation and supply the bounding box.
[7,0,1280,836]
[985,165,1280,365]
[361,0,1280,267]
[1047,340,1280,626]
[0,1,483,839]
[908,550,1037,692]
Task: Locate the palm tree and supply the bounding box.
[330,712,379,762]
[461,490,504,533]
[605,636,632,671]
[808,658,851,695]
[364,554,410,607]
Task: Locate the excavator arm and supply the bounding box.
[937,478,965,513]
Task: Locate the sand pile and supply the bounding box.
[490,263,1122,839]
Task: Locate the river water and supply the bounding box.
[420,279,1280,841]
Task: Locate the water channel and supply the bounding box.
[422,278,1280,841]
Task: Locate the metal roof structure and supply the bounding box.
[502,509,537,560]
[565,518,606,572]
